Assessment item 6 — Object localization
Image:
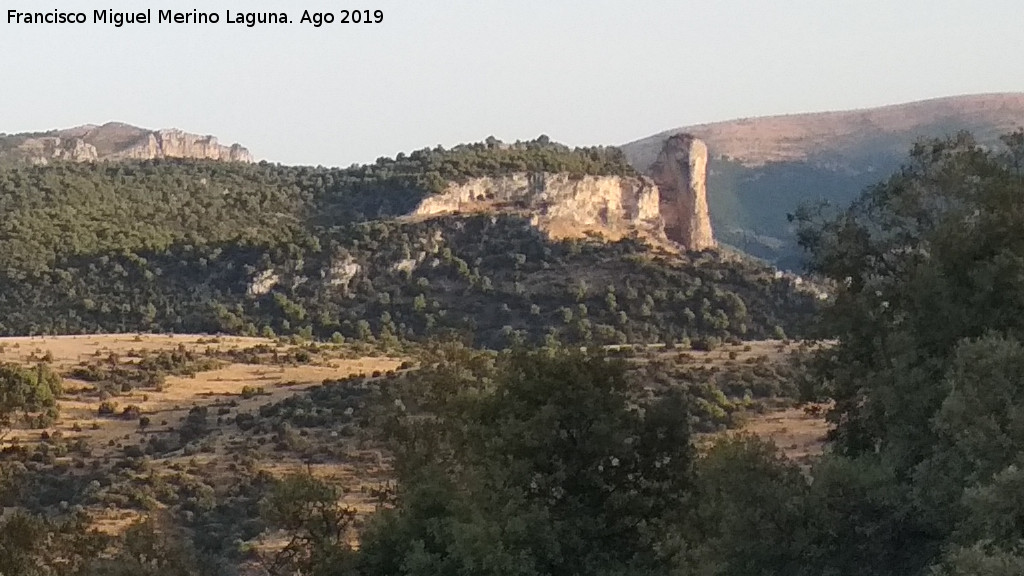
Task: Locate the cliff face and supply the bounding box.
[411,137,715,251]
[12,136,99,164]
[648,135,715,251]
[113,129,252,162]
[1,122,252,164]
[412,173,665,244]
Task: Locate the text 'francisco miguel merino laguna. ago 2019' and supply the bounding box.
[5,9,384,27]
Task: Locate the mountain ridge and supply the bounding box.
[621,92,1024,268]
[0,121,252,164]
[624,92,1024,169]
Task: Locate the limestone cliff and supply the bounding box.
[112,129,252,162]
[411,173,666,244]
[410,136,715,251]
[0,122,252,164]
[12,136,99,164]
[648,135,715,250]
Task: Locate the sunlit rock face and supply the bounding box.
[648,134,715,251]
[3,122,252,164]
[413,173,666,244]
[409,136,715,251]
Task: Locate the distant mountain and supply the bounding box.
[622,93,1024,268]
[0,122,252,165]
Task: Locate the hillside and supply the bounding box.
[0,333,820,573]
[622,93,1024,267]
[0,122,252,165]
[4,125,1022,576]
[0,138,818,347]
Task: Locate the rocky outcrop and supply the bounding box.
[113,129,252,162]
[409,138,716,251]
[325,257,362,296]
[1,122,252,164]
[648,135,715,251]
[15,137,99,164]
[412,173,666,244]
[246,270,280,296]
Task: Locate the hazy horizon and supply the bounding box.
[3,0,1023,166]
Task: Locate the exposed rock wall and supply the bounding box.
[410,137,716,252]
[3,123,252,164]
[412,173,666,243]
[648,135,715,250]
[113,129,252,162]
[17,137,99,164]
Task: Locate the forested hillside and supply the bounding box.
[2,132,1023,576]
[0,138,815,345]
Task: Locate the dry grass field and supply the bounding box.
[0,333,407,534]
[663,339,830,462]
[0,334,402,451]
[0,334,828,542]
[742,403,830,463]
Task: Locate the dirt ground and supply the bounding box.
[741,403,831,463]
[671,339,831,463]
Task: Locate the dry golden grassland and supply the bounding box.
[667,339,830,462]
[0,334,828,537]
[0,333,406,533]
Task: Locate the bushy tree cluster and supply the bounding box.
[785,130,1024,573]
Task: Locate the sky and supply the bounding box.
[2,0,1023,166]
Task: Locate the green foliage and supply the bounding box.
[790,130,1024,575]
[0,362,62,435]
[0,212,814,346]
[913,336,1024,530]
[804,454,936,576]
[798,130,1024,465]
[79,516,204,576]
[0,137,633,274]
[358,348,696,576]
[709,157,891,269]
[930,545,1024,576]
[0,511,103,576]
[693,435,809,576]
[259,472,358,576]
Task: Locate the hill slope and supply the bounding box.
[622,93,1024,267]
[0,139,817,346]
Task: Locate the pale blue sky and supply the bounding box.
[2,0,1022,166]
